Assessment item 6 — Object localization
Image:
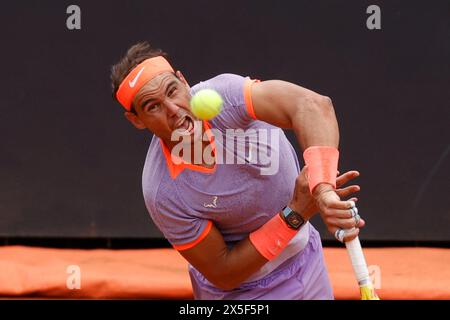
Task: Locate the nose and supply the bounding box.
[164,99,182,117]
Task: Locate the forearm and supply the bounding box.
[215,213,302,290]
[291,95,339,150]
[214,237,269,290]
[186,214,301,291]
[180,220,274,291]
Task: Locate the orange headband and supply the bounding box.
[116,56,175,111]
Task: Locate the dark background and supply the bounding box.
[0,0,448,245]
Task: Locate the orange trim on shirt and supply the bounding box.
[160,141,184,179]
[160,120,217,179]
[243,79,261,120]
[173,220,213,251]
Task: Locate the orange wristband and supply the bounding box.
[303,146,339,193]
[249,214,298,261]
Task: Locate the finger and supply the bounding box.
[349,197,358,202]
[343,228,360,242]
[326,217,359,230]
[336,171,360,188]
[322,208,355,219]
[357,217,365,228]
[336,171,359,187]
[329,226,360,243]
[335,185,360,198]
[324,198,356,210]
[301,165,308,178]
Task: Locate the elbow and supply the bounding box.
[320,95,333,108]
[294,94,336,121]
[318,95,336,119]
[311,94,335,117]
[322,95,335,111]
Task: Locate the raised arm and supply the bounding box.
[250,80,364,242]
[251,80,339,149]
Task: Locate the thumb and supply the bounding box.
[302,165,309,181]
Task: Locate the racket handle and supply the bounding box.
[344,234,371,287]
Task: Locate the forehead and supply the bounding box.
[133,72,177,104]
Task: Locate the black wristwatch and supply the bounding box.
[279,206,307,230]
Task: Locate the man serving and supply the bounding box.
[110,42,363,299]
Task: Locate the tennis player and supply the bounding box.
[110,42,364,299]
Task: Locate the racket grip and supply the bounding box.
[344,234,371,287]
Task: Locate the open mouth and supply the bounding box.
[175,116,194,135]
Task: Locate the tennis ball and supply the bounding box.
[190,89,223,120]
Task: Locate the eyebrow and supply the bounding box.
[140,80,178,109]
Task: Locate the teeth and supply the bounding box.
[176,118,187,129]
[176,117,193,134]
[178,117,185,128]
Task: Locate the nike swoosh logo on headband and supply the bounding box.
[129,67,146,88]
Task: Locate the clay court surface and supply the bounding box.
[0,246,448,299]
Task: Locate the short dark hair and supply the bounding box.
[110,41,169,113]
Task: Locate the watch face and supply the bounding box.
[282,207,304,229]
[287,214,302,227]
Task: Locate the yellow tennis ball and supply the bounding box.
[190,89,223,120]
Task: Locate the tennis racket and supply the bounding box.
[344,232,380,300]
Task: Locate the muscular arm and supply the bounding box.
[250,80,363,241]
[179,224,267,291]
[251,80,339,149]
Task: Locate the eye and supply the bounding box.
[146,103,160,112]
[168,87,177,97]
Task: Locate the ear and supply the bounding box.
[175,70,190,89]
[124,111,146,130]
